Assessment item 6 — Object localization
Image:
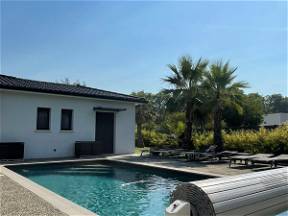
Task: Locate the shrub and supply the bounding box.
[139,124,288,153]
[193,124,288,153]
[140,129,178,148]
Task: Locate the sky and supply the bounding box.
[1,1,287,96]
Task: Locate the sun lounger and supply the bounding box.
[273,154,288,167]
[215,150,239,160]
[143,148,184,158]
[229,153,273,167]
[185,146,217,161]
[250,154,288,168]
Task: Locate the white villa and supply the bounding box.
[0,74,144,159]
[262,113,288,128]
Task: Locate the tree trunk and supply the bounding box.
[183,101,193,149]
[213,105,223,152]
[137,122,144,147]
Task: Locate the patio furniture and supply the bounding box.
[229,153,273,167]
[140,147,186,158]
[185,145,217,161]
[251,154,288,168]
[169,167,288,216]
[151,148,185,158]
[140,149,150,157]
[216,150,240,160]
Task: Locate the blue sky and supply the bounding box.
[1,1,287,96]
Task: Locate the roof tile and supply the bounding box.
[0,74,145,103]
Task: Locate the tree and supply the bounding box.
[242,93,264,128]
[131,91,156,147]
[163,56,208,149]
[204,61,248,151]
[223,93,264,129]
[264,94,288,113]
[57,78,86,86]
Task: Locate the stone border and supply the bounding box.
[107,158,225,178]
[0,155,221,216]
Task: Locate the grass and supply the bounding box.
[134,147,150,155]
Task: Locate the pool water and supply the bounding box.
[11,161,209,216]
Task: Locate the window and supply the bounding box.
[37,108,50,130]
[61,109,73,130]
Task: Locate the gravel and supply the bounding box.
[0,175,67,216]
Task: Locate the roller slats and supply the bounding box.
[208,179,287,203]
[171,167,288,216]
[246,201,288,216]
[193,168,287,188]
[197,174,287,194]
[217,194,288,216]
[213,185,288,213]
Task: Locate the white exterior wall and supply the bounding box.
[280,113,288,124]
[262,113,288,126]
[0,90,136,159]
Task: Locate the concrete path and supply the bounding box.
[0,175,66,216]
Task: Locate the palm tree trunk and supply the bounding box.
[137,122,144,147]
[183,101,193,149]
[213,105,223,151]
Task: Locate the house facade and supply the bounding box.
[262,113,288,128]
[0,75,144,159]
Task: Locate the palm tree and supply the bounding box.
[204,61,248,151]
[131,91,156,147]
[163,56,208,149]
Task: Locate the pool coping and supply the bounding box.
[0,156,222,216]
[106,157,225,178]
[0,165,98,216]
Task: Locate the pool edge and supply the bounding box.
[107,158,225,178]
[0,165,98,216]
[0,155,222,216]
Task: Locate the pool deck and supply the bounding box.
[113,154,275,176]
[0,154,281,216]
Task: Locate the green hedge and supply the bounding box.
[140,129,178,148]
[140,124,288,153]
[194,124,288,153]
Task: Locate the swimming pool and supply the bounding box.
[10,161,211,216]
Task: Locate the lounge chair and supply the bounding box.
[215,150,239,160]
[185,145,217,161]
[229,153,273,167]
[140,147,184,158]
[186,147,243,161]
[139,145,172,157]
[250,154,288,168]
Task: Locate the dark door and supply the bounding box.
[95,112,114,154]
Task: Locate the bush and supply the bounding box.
[140,129,178,148]
[193,124,288,153]
[139,124,288,153]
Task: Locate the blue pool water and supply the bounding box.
[11,161,209,216]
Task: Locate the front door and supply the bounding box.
[95,112,114,154]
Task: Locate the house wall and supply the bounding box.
[0,90,136,159]
[263,113,281,126]
[280,113,288,124]
[262,113,288,126]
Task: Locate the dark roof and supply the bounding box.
[0,74,145,103]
